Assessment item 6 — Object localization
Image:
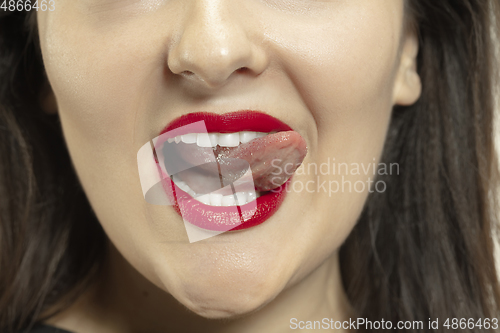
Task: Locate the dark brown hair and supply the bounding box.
[340,0,500,331]
[1,1,499,332]
[0,11,106,333]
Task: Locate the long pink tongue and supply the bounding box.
[215,131,307,191]
[167,131,307,193]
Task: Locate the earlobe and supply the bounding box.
[393,32,422,106]
[39,80,58,115]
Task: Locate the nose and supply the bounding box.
[167,1,268,89]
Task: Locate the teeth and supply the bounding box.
[181,133,197,144]
[209,193,223,206]
[207,133,219,147]
[176,180,190,193]
[172,176,258,207]
[195,133,219,148]
[196,133,213,148]
[196,194,211,205]
[235,192,247,205]
[218,133,240,147]
[221,195,236,206]
[247,192,257,202]
[169,132,268,148]
[239,131,257,144]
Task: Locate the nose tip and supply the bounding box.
[168,44,254,88]
[166,4,268,89]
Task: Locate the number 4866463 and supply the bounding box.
[443,318,499,330]
[1,0,55,11]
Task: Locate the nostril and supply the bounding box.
[236,67,249,74]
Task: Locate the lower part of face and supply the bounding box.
[38,0,405,318]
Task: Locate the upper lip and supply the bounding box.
[160,111,293,136]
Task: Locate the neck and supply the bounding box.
[46,241,353,333]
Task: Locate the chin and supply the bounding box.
[163,266,285,319]
[179,289,277,319]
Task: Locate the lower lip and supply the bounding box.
[161,176,289,231]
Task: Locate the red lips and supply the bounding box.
[155,111,304,232]
[160,110,293,135]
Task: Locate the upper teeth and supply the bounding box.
[167,131,268,148]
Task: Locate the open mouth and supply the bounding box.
[151,111,307,232]
[168,131,271,207]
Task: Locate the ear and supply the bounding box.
[393,30,421,106]
[39,80,58,115]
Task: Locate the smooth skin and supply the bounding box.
[38,0,421,332]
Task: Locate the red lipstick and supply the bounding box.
[161,110,293,135]
[153,111,302,232]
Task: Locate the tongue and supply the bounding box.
[165,131,307,193]
[215,131,307,191]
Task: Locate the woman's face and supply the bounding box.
[38,0,420,318]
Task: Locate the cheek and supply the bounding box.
[38,5,169,151]
[262,1,402,166]
[38,7,177,276]
[268,5,400,123]
[40,22,124,159]
[38,8,163,205]
[263,2,402,249]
